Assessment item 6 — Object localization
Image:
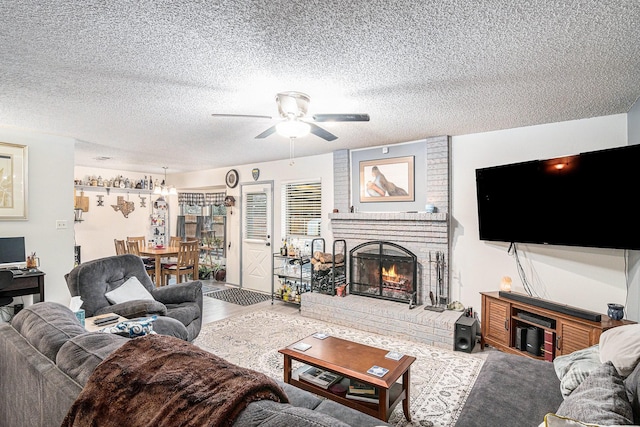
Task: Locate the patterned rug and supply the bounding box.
[194,310,485,427]
[203,287,271,306]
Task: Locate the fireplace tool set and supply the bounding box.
[425,251,447,312]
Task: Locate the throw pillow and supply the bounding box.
[539,412,612,427]
[554,345,602,397]
[600,324,640,377]
[104,276,154,304]
[556,361,634,425]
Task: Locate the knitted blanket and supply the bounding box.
[61,334,289,427]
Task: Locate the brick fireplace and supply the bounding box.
[330,212,448,306]
[301,136,461,349]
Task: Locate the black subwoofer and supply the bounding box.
[526,326,543,356]
[454,316,478,353]
[515,326,528,351]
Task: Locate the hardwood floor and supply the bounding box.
[200,280,299,325]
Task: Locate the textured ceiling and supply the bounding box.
[1,1,639,174]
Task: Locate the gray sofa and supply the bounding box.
[0,302,388,427]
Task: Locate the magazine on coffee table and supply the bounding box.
[298,366,342,389]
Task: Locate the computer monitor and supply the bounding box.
[0,237,26,268]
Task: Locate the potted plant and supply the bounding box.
[198,265,212,280]
[211,260,226,282]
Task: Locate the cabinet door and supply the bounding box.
[556,320,593,356]
[484,297,511,346]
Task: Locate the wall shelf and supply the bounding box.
[74,185,153,196]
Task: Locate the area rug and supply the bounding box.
[194,310,484,427]
[203,287,271,306]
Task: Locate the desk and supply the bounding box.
[138,247,179,287]
[0,270,46,302]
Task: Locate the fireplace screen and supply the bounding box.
[349,241,417,303]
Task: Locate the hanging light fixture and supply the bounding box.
[154,166,178,196]
[275,118,310,138]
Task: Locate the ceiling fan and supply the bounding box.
[212,91,370,141]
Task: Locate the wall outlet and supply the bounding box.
[13,304,23,314]
[56,220,68,229]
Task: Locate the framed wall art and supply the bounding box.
[0,142,28,220]
[359,156,414,202]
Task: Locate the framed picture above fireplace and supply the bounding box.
[359,156,414,203]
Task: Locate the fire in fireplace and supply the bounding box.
[349,241,417,304]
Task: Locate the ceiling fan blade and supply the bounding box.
[309,123,338,141]
[312,113,370,122]
[255,126,277,139]
[212,113,273,120]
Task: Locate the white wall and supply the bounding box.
[73,166,172,262]
[451,114,629,316]
[0,128,75,307]
[172,154,334,286]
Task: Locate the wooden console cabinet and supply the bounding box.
[480,291,634,361]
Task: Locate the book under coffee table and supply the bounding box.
[278,334,416,422]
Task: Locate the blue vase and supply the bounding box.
[607,303,624,320]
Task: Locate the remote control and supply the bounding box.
[94,315,120,325]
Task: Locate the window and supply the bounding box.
[281,181,321,237]
[244,192,268,240]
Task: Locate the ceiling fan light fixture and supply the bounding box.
[276,119,311,138]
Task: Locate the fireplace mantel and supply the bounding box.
[329,212,448,222]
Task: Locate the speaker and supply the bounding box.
[526,326,542,356]
[515,326,528,351]
[454,316,478,353]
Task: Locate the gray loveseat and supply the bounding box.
[0,302,388,427]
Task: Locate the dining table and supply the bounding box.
[138,245,180,287]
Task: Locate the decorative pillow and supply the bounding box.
[556,361,634,425]
[600,324,640,377]
[539,412,623,427]
[104,276,154,304]
[101,316,158,338]
[554,345,602,397]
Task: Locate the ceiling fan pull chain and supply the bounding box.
[289,137,295,166]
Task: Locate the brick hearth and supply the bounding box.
[301,292,462,349]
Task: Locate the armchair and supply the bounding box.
[65,254,203,341]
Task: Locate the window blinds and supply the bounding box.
[282,181,321,237]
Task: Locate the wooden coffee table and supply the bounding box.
[279,334,416,421]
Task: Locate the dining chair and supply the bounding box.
[162,240,199,286]
[114,239,127,255]
[126,240,156,284]
[127,235,153,264]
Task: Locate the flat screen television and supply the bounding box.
[0,237,26,267]
[475,144,640,250]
